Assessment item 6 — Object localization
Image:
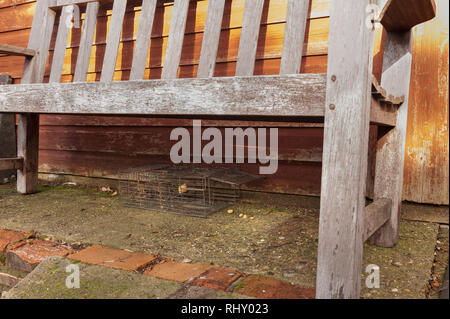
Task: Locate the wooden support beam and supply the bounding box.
[316,0,375,299]
[0,74,327,117]
[380,0,436,32]
[370,97,397,127]
[0,44,35,57]
[17,0,56,195]
[371,31,414,247]
[363,198,392,242]
[0,158,24,171]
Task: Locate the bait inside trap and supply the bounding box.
[118,165,262,217]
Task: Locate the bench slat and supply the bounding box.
[197,0,226,78]
[50,5,74,83]
[0,74,327,118]
[73,1,99,82]
[100,0,127,82]
[161,0,190,79]
[279,0,310,75]
[130,0,157,80]
[0,44,35,57]
[235,0,265,76]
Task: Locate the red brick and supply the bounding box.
[190,267,243,291]
[144,260,211,283]
[0,229,31,254]
[234,275,315,299]
[68,245,157,271]
[6,239,74,272]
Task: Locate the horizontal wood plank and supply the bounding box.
[0,74,327,118]
[363,198,392,242]
[0,157,24,171]
[0,44,35,57]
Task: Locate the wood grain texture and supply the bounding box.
[73,1,99,82]
[363,198,392,242]
[316,0,374,299]
[403,0,449,205]
[18,0,56,195]
[129,0,157,80]
[49,4,74,83]
[279,0,310,74]
[100,0,127,82]
[161,0,189,79]
[21,0,56,84]
[0,44,35,57]
[0,74,327,117]
[235,0,264,76]
[371,31,413,248]
[197,0,226,78]
[0,158,24,171]
[380,0,436,31]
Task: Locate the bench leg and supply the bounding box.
[315,0,374,299]
[370,31,413,247]
[17,114,39,194]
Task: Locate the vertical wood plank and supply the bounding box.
[129,0,157,80]
[197,0,226,78]
[73,1,99,82]
[235,0,264,76]
[316,0,375,299]
[49,5,74,83]
[370,31,413,247]
[161,0,189,79]
[100,0,127,82]
[21,0,56,84]
[279,0,310,75]
[18,0,56,194]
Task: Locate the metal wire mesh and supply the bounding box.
[119,165,260,218]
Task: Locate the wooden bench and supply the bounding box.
[0,0,436,298]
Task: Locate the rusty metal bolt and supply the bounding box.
[331,75,337,82]
[329,104,336,110]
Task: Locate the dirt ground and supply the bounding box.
[0,183,447,299]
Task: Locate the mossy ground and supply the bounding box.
[0,183,446,299]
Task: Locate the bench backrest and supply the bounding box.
[24,0,311,85]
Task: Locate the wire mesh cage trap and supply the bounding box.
[118,164,262,217]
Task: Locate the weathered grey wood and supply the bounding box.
[363,198,392,242]
[161,0,189,79]
[49,0,101,8]
[129,0,157,80]
[0,158,24,171]
[316,0,375,299]
[279,0,310,75]
[18,0,56,195]
[73,1,99,82]
[49,5,74,83]
[0,74,327,117]
[21,0,56,84]
[0,44,35,57]
[197,0,226,78]
[235,0,264,76]
[371,31,414,247]
[100,0,127,82]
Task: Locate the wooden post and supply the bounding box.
[316,0,375,299]
[370,31,414,247]
[17,0,55,194]
[0,75,16,184]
